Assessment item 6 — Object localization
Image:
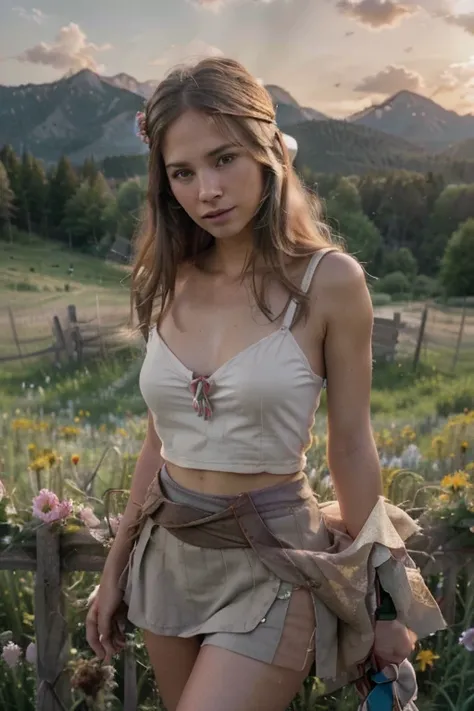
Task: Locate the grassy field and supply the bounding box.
[0,234,131,361]
[0,237,473,710]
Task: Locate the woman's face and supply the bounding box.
[162,109,264,242]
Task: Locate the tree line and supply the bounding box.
[0,145,473,297]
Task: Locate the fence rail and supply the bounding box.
[0,524,470,711]
[2,300,473,373]
[0,301,133,366]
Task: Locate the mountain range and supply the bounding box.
[1,69,474,176]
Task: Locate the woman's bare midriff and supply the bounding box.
[165,461,304,496]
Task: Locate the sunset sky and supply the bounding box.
[0,0,473,118]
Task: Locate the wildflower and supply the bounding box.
[32,489,60,522]
[58,499,74,520]
[460,441,468,454]
[416,649,439,672]
[459,628,474,652]
[71,454,80,466]
[439,493,450,503]
[2,642,22,669]
[32,490,73,523]
[29,456,49,473]
[27,443,37,453]
[25,642,36,665]
[400,444,422,469]
[45,450,58,466]
[70,658,117,700]
[79,506,101,529]
[441,471,470,492]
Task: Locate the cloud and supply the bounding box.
[150,39,224,69]
[434,56,474,95]
[354,64,425,94]
[444,12,474,35]
[12,6,46,24]
[336,0,418,28]
[16,23,112,73]
[190,0,276,10]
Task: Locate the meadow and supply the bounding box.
[0,242,473,710]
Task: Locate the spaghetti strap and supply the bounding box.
[282,248,336,329]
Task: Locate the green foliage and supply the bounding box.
[61,176,113,250]
[374,270,411,296]
[382,247,417,279]
[413,274,441,299]
[0,161,14,236]
[440,219,474,297]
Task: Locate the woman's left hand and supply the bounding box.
[373,620,417,669]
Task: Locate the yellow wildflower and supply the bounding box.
[30,456,49,473]
[45,450,59,466]
[27,443,37,453]
[441,471,470,491]
[116,428,128,438]
[439,493,450,503]
[11,418,35,431]
[416,649,439,672]
[460,441,468,454]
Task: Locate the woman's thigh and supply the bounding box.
[143,630,202,711]
[176,644,313,711]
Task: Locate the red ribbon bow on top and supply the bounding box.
[189,376,213,421]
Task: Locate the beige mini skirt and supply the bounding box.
[121,465,317,672]
[119,464,445,696]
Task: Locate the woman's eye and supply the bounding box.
[173,169,192,180]
[217,154,236,166]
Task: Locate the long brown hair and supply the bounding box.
[131,56,339,338]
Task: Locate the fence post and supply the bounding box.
[7,305,24,364]
[95,294,107,360]
[123,645,138,711]
[451,298,467,373]
[67,304,83,364]
[35,526,71,711]
[413,305,429,371]
[51,316,67,366]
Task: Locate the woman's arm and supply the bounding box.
[318,252,383,539]
[317,253,417,668]
[104,410,163,578]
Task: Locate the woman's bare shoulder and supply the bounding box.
[311,251,371,321]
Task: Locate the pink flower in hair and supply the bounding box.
[135,111,150,145]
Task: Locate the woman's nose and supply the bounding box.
[198,172,223,202]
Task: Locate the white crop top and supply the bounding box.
[139,248,335,474]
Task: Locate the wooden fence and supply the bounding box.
[0,302,133,366]
[1,305,403,367]
[0,522,471,710]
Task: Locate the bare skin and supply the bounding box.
[86,108,416,710]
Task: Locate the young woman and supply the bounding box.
[86,57,445,711]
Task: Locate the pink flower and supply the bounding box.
[109,514,123,536]
[32,489,60,522]
[32,490,73,523]
[2,642,22,669]
[459,628,474,652]
[25,642,36,665]
[79,506,101,529]
[57,499,73,520]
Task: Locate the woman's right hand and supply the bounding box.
[86,577,128,664]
